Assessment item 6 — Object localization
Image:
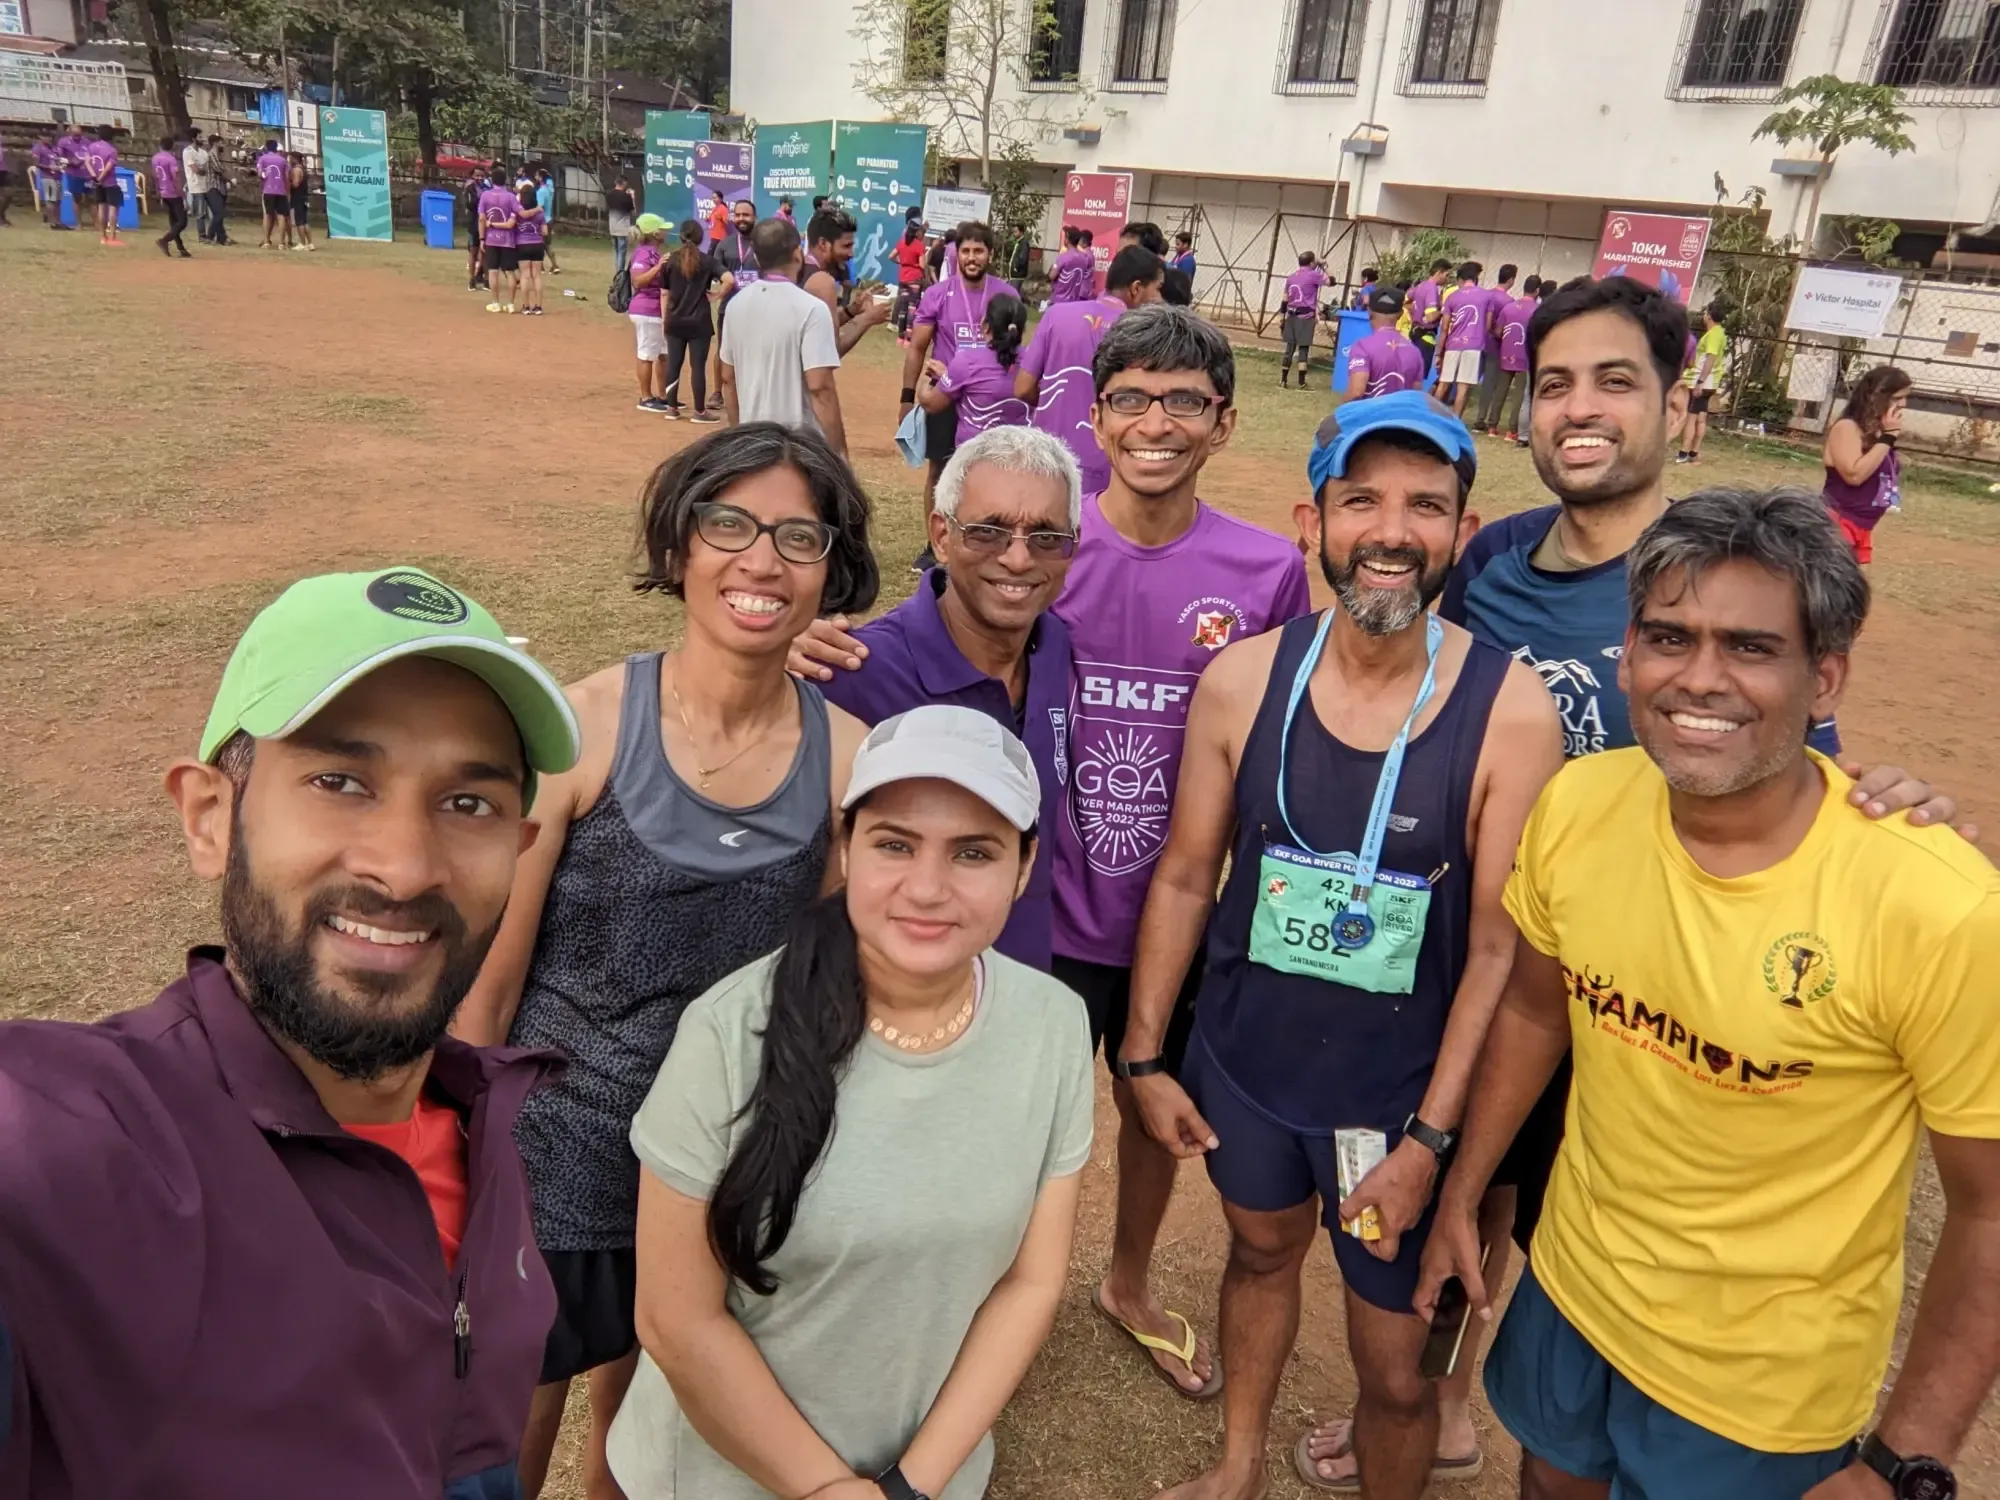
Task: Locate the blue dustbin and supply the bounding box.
[421,189,455,249]
[1330,307,1373,393]
[59,168,142,230]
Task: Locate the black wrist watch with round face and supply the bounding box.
[876,1463,931,1500]
[1860,1433,1955,1499]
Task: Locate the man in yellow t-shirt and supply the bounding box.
[1417,486,2000,1500]
[1678,301,1728,466]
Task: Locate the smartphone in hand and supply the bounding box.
[1418,1243,1492,1381]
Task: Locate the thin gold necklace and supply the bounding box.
[667,661,785,791]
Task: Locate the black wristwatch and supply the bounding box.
[1859,1433,1954,1499]
[1402,1114,1457,1161]
[875,1462,932,1500]
[1113,1054,1167,1080]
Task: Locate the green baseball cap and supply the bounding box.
[200,566,580,809]
[634,212,668,235]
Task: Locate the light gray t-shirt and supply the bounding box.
[718,276,841,433]
[605,949,1095,1500]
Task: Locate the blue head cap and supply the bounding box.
[1306,390,1477,503]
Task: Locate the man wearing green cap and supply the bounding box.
[0,567,581,1500]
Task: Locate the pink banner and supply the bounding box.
[1062,171,1134,294]
[1592,210,1712,305]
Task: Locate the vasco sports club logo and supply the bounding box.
[367,570,471,626]
[1762,931,1837,1008]
[1179,595,1246,652]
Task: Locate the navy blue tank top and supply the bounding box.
[1193,613,1508,1133]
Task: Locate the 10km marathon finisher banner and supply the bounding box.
[754,121,832,220]
[1592,210,1711,305]
[694,140,755,240]
[317,107,391,241]
[833,121,926,285]
[1063,171,1133,293]
[644,109,711,226]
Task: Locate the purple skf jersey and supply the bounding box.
[255,150,288,195]
[1500,295,1537,373]
[85,138,119,184]
[478,186,516,248]
[514,203,545,246]
[1283,266,1327,315]
[1050,495,1312,967]
[150,149,182,200]
[1410,277,1445,332]
[1441,284,1487,352]
[915,273,1020,367]
[1049,248,1097,303]
[1346,328,1426,397]
[936,345,1031,447]
[1481,285,1513,351]
[31,142,59,178]
[1021,295,1128,494]
[56,134,90,178]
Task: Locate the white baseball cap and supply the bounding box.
[841,705,1040,832]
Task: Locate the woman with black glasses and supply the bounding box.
[456,421,877,1500]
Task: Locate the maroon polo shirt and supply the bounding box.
[0,948,560,1500]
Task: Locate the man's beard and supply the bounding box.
[1322,541,1450,637]
[221,819,498,1082]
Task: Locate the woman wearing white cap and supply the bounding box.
[607,705,1095,1500]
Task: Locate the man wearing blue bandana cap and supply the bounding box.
[1121,391,1565,1500]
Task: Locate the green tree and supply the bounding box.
[1374,227,1470,290]
[1753,75,1914,252]
[609,0,728,108]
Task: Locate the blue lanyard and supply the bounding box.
[1276,611,1444,950]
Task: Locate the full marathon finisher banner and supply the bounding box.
[317,107,391,241]
[833,121,926,285]
[754,121,832,221]
[644,109,711,226]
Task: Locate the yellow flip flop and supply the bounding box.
[1090,1288,1224,1400]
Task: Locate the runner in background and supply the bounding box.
[1678,300,1728,464]
[1344,286,1425,399]
[1170,231,1195,280]
[1049,224,1096,304]
[892,216,928,341]
[31,129,66,229]
[1016,245,1166,493]
[803,206,892,357]
[626,214,671,412]
[480,169,520,314]
[1120,221,1168,256]
[514,182,548,317]
[1821,364,1910,564]
[1470,263,1516,426]
[776,194,795,225]
[606,175,635,274]
[463,169,489,291]
[1408,258,1454,377]
[1352,265,1379,310]
[86,126,122,248]
[199,132,231,245]
[662,218,722,422]
[255,138,290,249]
[534,169,561,275]
[287,152,314,253]
[150,136,190,258]
[918,292,1032,447]
[56,123,90,235]
[712,197,761,416]
[1475,275,1539,439]
[1278,251,1329,390]
[453,423,875,1500]
[1435,262,1487,416]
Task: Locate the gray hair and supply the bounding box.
[934,426,1083,530]
[1626,486,1870,658]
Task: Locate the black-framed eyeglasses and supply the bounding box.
[946,516,1078,558]
[692,502,836,565]
[1100,387,1227,419]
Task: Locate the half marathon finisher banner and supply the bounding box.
[833,121,926,286]
[317,107,391,241]
[644,109,711,226]
[754,121,833,221]
[694,140,755,239]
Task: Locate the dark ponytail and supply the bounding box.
[706,888,869,1294]
[987,293,1028,369]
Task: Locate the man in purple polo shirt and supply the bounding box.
[794,426,1081,969]
[1278,250,1330,389]
[1344,285,1426,399]
[1435,260,1488,417]
[151,133,191,258]
[0,566,581,1500]
[1016,244,1165,493]
[1049,224,1097,303]
[1408,257,1454,377]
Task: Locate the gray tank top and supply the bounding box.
[510,652,832,1250]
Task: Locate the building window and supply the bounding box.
[225,84,260,115]
[1672,0,1807,96]
[1400,0,1501,95]
[1869,0,2000,99]
[904,0,948,82]
[1279,0,1369,94]
[1029,0,1088,84]
[1108,0,1176,88]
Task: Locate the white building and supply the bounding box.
[731,0,2000,308]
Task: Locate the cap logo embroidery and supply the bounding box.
[367,571,470,626]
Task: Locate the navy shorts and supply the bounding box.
[1486,1265,1857,1499]
[1181,1032,1436,1314]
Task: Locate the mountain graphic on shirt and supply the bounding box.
[1515,645,1603,693]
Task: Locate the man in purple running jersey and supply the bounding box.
[1279,251,1330,389]
[1049,224,1097,303]
[1345,287,1426,400]
[150,135,190,258]
[1436,261,1488,417]
[1408,258,1454,377]
[1016,245,1165,492]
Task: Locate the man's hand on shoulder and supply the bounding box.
[1844,761,1978,843]
[788,616,870,682]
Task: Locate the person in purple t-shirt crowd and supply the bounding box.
[513,180,548,316]
[800,307,1312,1403]
[1017,245,1166,492]
[1475,273,1541,439]
[1470,263,1516,427]
[29,130,66,229]
[920,292,1032,446]
[1049,224,1097,304]
[1435,261,1489,417]
[150,134,190,258]
[255,138,292,249]
[791,425,1084,969]
[480,168,521,314]
[1344,285,1426,400]
[1408,257,1454,376]
[85,125,122,247]
[0,565,580,1500]
[56,125,91,231]
[1278,251,1330,390]
[902,220,1019,564]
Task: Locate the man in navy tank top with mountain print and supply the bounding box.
[1119,392,1564,1500]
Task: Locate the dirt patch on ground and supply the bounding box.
[2,226,1996,1497]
